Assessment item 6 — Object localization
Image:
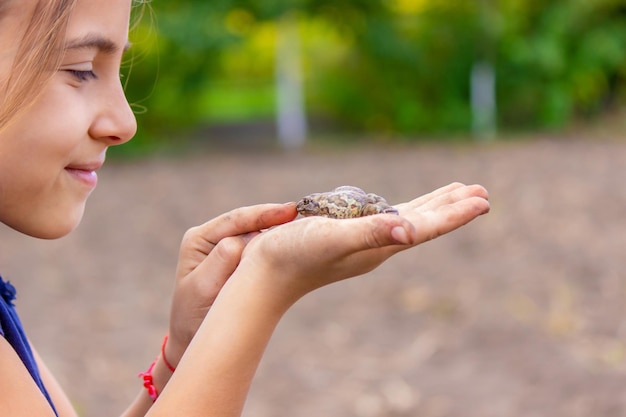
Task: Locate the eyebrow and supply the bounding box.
[64,34,131,55]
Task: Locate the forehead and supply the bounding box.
[0,0,35,75]
[0,0,37,26]
[0,0,32,29]
[65,0,132,45]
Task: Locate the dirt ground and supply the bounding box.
[1,134,626,417]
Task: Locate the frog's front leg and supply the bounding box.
[361,204,399,216]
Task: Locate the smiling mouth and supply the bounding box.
[65,166,99,188]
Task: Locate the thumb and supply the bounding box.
[339,214,417,253]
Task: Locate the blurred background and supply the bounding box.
[120,0,626,151]
[1,1,626,416]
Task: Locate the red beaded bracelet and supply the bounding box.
[139,335,177,402]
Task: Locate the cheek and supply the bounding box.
[0,75,94,238]
[0,155,88,239]
[35,82,90,138]
[0,121,67,180]
[0,115,87,238]
[9,84,88,160]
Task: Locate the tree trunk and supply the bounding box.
[275,12,307,149]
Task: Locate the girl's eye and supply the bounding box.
[66,69,98,82]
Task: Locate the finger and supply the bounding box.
[352,190,489,264]
[395,182,467,211]
[168,236,248,361]
[408,194,490,243]
[184,203,297,256]
[301,214,416,258]
[399,184,488,214]
[419,184,488,212]
[311,215,418,279]
[200,203,297,242]
[183,236,247,293]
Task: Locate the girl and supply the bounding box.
[0,0,490,416]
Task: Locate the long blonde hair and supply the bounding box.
[0,0,77,129]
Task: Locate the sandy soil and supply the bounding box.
[1,136,625,417]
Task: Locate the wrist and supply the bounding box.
[146,265,299,415]
[163,331,186,370]
[160,335,177,372]
[233,256,306,311]
[139,336,177,403]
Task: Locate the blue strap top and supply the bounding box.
[0,277,58,416]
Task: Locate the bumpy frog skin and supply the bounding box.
[296,186,399,219]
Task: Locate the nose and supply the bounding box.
[89,79,137,145]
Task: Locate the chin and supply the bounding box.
[7,207,85,240]
[18,219,81,240]
[34,223,80,239]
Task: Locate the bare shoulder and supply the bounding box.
[0,338,59,416]
[32,347,79,417]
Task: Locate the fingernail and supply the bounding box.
[391,226,411,245]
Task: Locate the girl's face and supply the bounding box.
[0,0,137,239]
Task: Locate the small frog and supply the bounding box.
[296,186,399,219]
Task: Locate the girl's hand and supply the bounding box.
[166,203,297,365]
[239,183,489,305]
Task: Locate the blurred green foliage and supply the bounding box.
[123,0,626,146]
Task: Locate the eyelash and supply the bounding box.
[67,69,98,82]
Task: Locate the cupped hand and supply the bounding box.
[238,183,489,304]
[166,203,297,365]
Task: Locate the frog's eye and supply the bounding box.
[302,198,310,205]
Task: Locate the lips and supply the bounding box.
[65,161,103,188]
[66,161,103,172]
